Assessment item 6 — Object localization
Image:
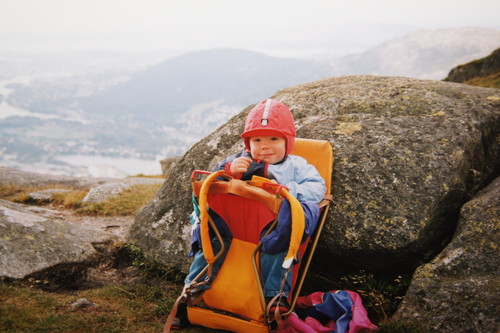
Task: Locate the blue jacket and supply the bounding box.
[214,151,326,204]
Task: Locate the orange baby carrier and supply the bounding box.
[165,138,333,332]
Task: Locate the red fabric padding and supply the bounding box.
[208,193,276,244]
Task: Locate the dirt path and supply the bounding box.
[59,210,135,240]
[24,203,135,241]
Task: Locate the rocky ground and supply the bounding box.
[0,166,166,291]
[20,203,147,291]
[58,209,134,240]
[61,210,139,285]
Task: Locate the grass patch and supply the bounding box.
[0,280,172,333]
[0,184,50,203]
[304,269,410,326]
[464,72,500,88]
[0,243,225,333]
[52,190,89,208]
[339,271,409,322]
[76,184,162,216]
[0,280,229,332]
[0,184,88,207]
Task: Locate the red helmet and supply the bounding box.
[241,99,296,156]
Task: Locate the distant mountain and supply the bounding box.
[331,27,500,80]
[444,47,500,88]
[0,49,332,176]
[80,48,332,123]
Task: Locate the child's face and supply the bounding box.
[249,136,286,164]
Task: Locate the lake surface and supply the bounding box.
[55,154,163,177]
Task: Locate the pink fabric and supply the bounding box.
[295,291,324,308]
[345,291,378,333]
[280,313,334,333]
[280,291,378,333]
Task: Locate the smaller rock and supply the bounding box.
[71,298,94,309]
[160,156,181,177]
[0,199,114,280]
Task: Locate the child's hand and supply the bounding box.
[229,157,252,176]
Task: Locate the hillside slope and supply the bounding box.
[444,47,500,88]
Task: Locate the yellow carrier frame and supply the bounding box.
[169,138,332,332]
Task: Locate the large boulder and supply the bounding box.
[0,199,115,281]
[128,75,499,274]
[395,176,500,332]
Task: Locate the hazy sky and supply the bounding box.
[1,0,499,57]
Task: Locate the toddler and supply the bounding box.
[175,99,326,328]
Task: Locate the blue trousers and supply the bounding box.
[185,237,292,298]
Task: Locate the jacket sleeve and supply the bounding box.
[212,151,268,180]
[260,199,320,254]
[212,151,248,172]
[267,156,326,204]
